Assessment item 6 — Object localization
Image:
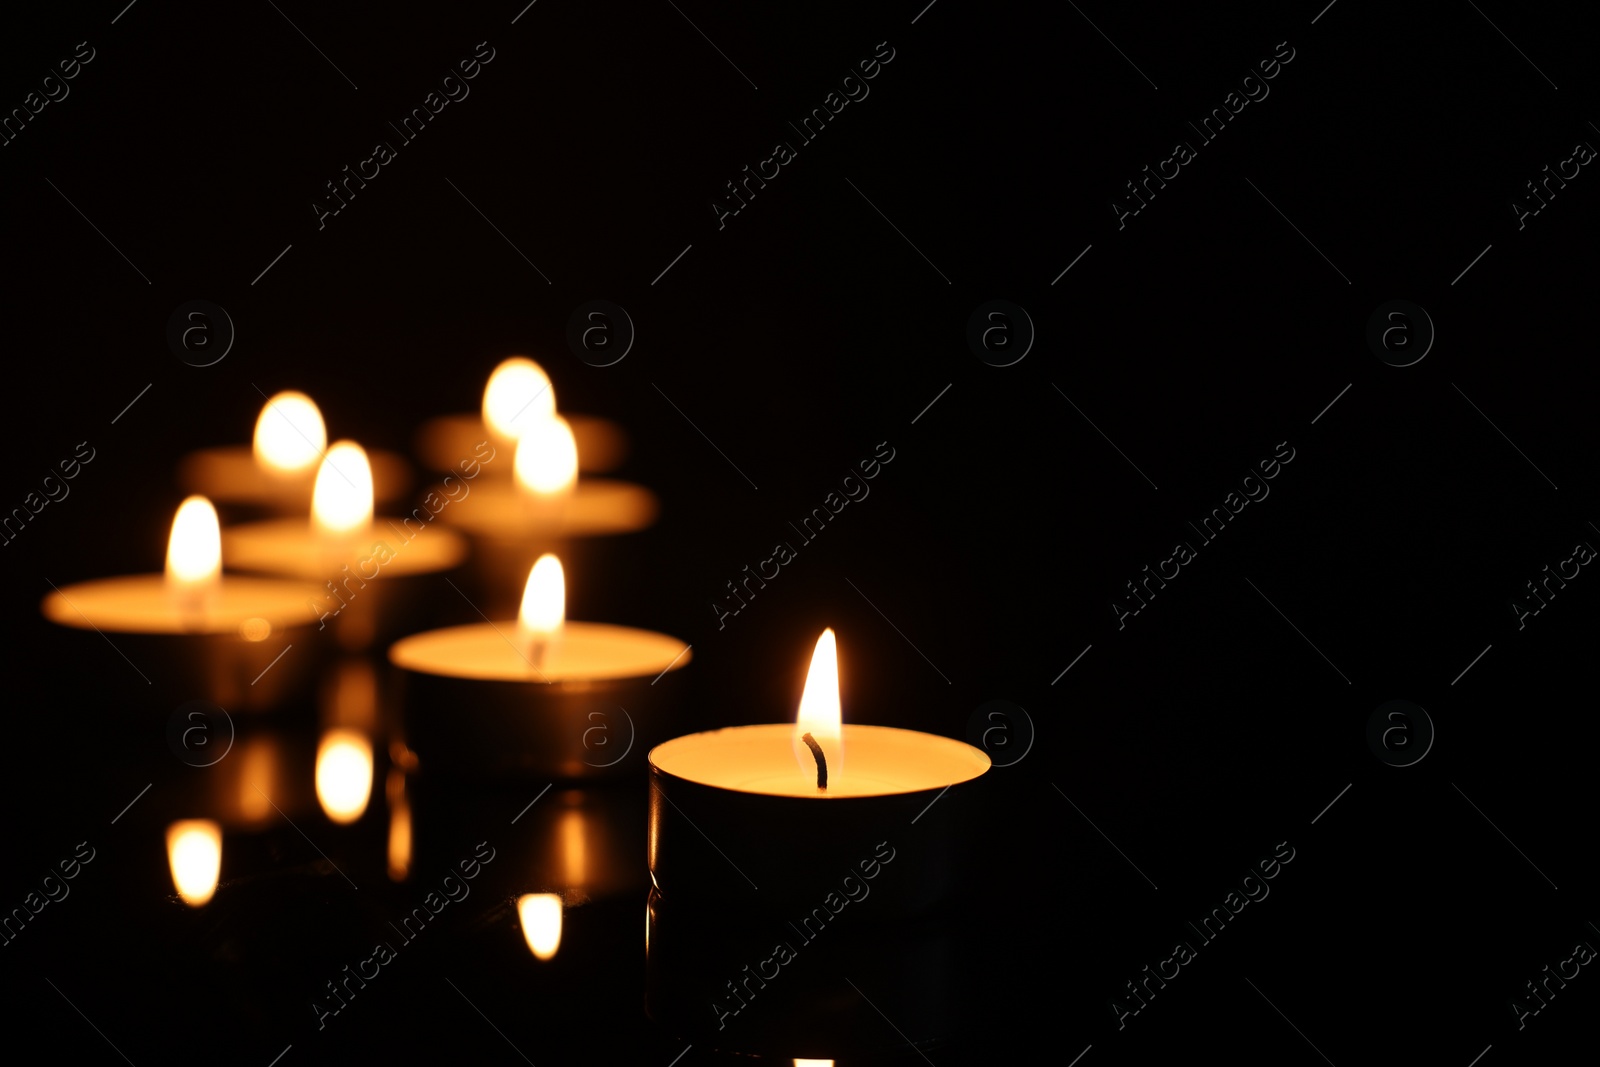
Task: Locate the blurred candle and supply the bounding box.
[167,820,222,906]
[311,441,375,540]
[253,391,326,475]
[165,495,222,619]
[484,357,556,443]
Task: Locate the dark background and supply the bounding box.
[1,1,1596,1063]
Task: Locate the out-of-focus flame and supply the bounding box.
[311,441,374,537]
[518,893,563,960]
[483,357,556,441]
[513,415,578,496]
[518,554,565,637]
[253,391,326,474]
[793,628,842,785]
[165,496,222,593]
[315,729,373,824]
[167,820,222,906]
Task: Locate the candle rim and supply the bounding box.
[648,723,991,798]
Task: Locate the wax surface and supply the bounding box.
[390,620,690,683]
[179,445,412,507]
[436,478,657,539]
[223,518,467,579]
[650,724,990,798]
[416,413,627,474]
[41,574,321,634]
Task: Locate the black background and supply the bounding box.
[1,1,1596,1064]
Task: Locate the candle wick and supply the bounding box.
[801,732,827,791]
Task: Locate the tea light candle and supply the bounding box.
[178,391,411,513]
[648,630,990,914]
[389,553,690,777]
[414,356,628,475]
[40,496,324,708]
[222,442,467,649]
[433,418,656,542]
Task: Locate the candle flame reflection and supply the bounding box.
[793,628,842,785]
[311,441,374,537]
[165,496,222,592]
[387,768,411,882]
[253,391,326,474]
[315,729,373,824]
[513,415,578,497]
[483,357,556,441]
[166,820,222,906]
[518,893,563,960]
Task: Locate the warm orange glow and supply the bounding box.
[237,737,276,824]
[387,768,412,882]
[483,357,556,440]
[324,658,378,731]
[517,555,565,659]
[252,391,326,474]
[559,808,588,886]
[794,1061,835,1067]
[518,893,563,960]
[315,729,373,824]
[513,415,578,496]
[793,628,842,784]
[165,496,222,593]
[311,441,374,537]
[167,820,222,906]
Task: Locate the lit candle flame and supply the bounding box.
[513,415,579,497]
[483,357,556,441]
[518,893,563,960]
[794,628,842,787]
[794,1061,835,1067]
[165,496,222,605]
[166,820,222,907]
[315,729,373,824]
[517,554,565,667]
[252,391,326,474]
[311,440,374,538]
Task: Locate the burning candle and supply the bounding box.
[178,391,410,514]
[645,632,991,1055]
[40,496,324,707]
[415,356,628,475]
[222,441,467,649]
[647,630,990,904]
[389,552,690,777]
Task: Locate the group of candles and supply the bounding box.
[39,356,992,1051]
